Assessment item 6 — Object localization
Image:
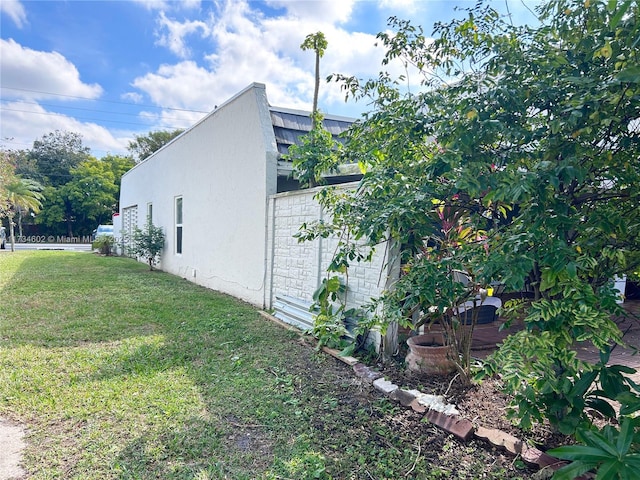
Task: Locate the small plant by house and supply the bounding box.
[374,202,492,381]
[92,234,115,256]
[309,275,366,355]
[129,221,165,270]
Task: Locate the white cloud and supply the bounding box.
[0,0,27,28]
[0,39,103,100]
[131,0,201,11]
[0,39,115,155]
[155,11,211,59]
[132,61,219,110]
[121,92,144,104]
[266,0,356,24]
[132,0,542,120]
[151,109,205,131]
[130,0,385,121]
[378,0,420,15]
[0,101,128,156]
[0,0,444,158]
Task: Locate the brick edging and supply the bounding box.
[259,310,584,478]
[329,350,574,476]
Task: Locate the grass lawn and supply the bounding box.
[0,251,530,479]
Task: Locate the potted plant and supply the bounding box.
[375,202,494,379]
[406,330,456,374]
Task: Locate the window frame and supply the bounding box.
[175,196,183,255]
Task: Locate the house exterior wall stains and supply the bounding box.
[119,83,277,306]
[266,185,389,312]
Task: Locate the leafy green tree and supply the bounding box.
[3,132,90,237]
[288,32,338,188]
[101,154,135,211]
[463,0,639,434]
[286,111,343,188]
[35,185,73,237]
[66,159,118,228]
[130,221,165,270]
[35,154,133,237]
[0,150,16,219]
[2,149,39,237]
[8,149,36,182]
[28,130,91,187]
[68,155,134,228]
[302,0,639,432]
[127,129,183,164]
[4,134,132,238]
[4,176,44,251]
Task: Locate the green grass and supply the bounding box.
[0,251,529,479]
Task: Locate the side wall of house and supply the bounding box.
[265,185,389,312]
[119,83,277,306]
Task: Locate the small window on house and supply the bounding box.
[147,203,153,223]
[175,196,183,254]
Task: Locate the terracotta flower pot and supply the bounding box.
[406,332,456,375]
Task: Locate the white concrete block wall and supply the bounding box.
[120,83,277,307]
[267,190,322,305]
[267,185,389,312]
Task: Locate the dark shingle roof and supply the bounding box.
[270,107,354,156]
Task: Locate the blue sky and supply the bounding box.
[1,0,541,158]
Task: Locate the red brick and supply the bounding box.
[474,426,525,455]
[521,446,545,467]
[537,452,568,470]
[425,410,474,441]
[521,447,571,475]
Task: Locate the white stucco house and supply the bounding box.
[118,83,367,311]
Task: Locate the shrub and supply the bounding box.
[92,235,115,256]
[129,221,165,270]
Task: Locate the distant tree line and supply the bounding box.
[1,128,182,238]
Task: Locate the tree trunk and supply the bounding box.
[17,207,23,238]
[312,52,320,124]
[66,218,74,238]
[8,214,15,252]
[382,241,402,361]
[384,322,399,359]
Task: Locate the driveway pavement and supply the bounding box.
[0,419,26,480]
[1,242,91,252]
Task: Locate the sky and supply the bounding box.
[1,0,542,159]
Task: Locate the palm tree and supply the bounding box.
[298,32,329,187]
[300,32,328,129]
[5,177,44,252]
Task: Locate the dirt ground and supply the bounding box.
[375,348,573,452]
